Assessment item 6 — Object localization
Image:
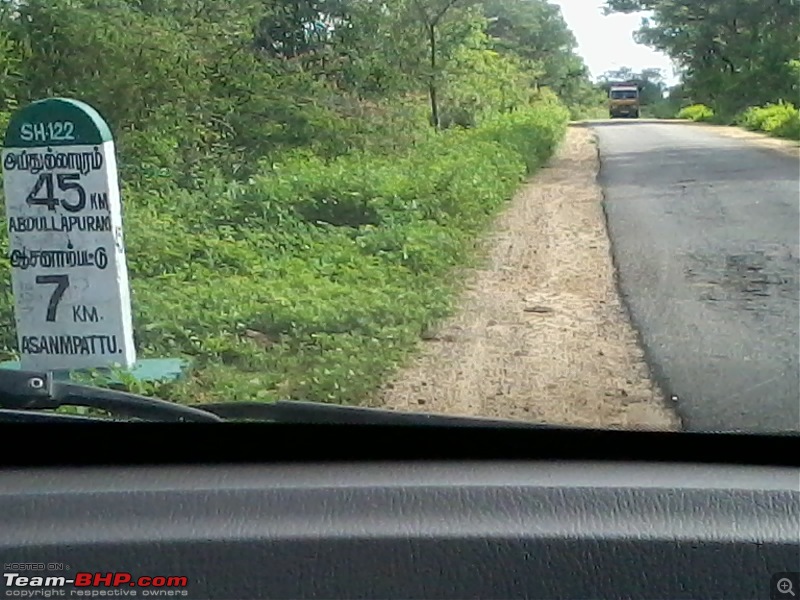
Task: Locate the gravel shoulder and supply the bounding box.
[375,125,681,430]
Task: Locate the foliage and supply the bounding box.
[480,0,606,117]
[676,104,715,122]
[606,0,800,137]
[736,102,800,140]
[1,104,568,405]
[0,0,576,405]
[604,0,800,118]
[644,98,680,119]
[474,100,570,173]
[674,99,798,141]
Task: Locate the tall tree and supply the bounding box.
[480,0,603,113]
[409,0,474,128]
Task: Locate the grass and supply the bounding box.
[0,102,570,406]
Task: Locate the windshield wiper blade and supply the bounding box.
[0,368,569,426]
[194,400,561,428]
[0,368,223,423]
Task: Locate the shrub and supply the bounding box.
[677,104,715,122]
[648,100,680,119]
[736,102,800,140]
[474,102,570,174]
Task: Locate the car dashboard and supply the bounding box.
[1,425,798,599]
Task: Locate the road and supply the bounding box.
[593,120,800,433]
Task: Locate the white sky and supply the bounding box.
[550,0,680,86]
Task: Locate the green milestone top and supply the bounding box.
[3,97,113,148]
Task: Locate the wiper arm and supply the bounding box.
[0,368,223,423]
[0,368,566,427]
[194,400,560,428]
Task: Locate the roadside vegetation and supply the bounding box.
[677,101,800,141]
[0,0,602,404]
[676,104,715,123]
[603,0,800,140]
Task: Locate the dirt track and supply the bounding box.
[375,125,682,430]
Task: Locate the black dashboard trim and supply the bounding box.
[1,423,798,467]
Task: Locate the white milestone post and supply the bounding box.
[2,98,136,373]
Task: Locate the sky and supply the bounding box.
[549,0,680,86]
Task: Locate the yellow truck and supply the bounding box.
[608,84,640,119]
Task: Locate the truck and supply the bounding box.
[608,83,640,119]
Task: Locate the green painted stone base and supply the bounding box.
[0,358,191,384]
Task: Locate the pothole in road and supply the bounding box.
[685,247,799,312]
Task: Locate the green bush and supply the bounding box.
[474,103,570,174]
[646,100,679,119]
[677,104,715,122]
[736,102,800,140]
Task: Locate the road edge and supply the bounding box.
[588,124,688,431]
[374,125,682,430]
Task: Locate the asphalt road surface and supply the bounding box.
[593,121,799,434]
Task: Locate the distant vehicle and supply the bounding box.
[608,83,640,119]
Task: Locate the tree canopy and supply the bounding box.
[0,0,604,162]
[604,0,800,116]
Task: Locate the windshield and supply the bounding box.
[1,0,798,433]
